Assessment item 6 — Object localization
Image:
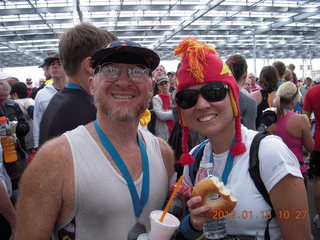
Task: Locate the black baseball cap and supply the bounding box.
[38,53,60,68]
[91,40,160,72]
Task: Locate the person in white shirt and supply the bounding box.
[33,54,67,148]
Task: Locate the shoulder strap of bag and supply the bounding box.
[189,139,209,185]
[249,132,276,240]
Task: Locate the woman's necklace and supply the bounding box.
[282,106,293,111]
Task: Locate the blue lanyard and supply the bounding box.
[66,83,93,101]
[66,82,83,91]
[93,120,150,217]
[209,138,236,185]
[282,106,293,111]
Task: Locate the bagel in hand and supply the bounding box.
[192,176,237,218]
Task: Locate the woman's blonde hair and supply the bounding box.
[273,81,300,117]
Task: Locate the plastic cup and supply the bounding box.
[148,210,180,240]
[137,233,148,240]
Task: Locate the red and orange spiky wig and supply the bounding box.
[174,38,246,166]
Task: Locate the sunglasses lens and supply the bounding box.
[175,90,199,109]
[175,82,228,109]
[201,82,227,102]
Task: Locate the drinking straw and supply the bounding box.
[159,176,184,222]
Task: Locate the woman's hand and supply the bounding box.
[187,196,211,231]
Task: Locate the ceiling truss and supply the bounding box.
[0,0,320,68]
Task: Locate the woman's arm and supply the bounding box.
[300,115,314,152]
[269,174,311,240]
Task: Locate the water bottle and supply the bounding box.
[2,136,18,163]
[202,217,227,239]
[0,117,18,163]
[195,162,214,184]
[195,162,227,239]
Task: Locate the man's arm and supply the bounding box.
[157,137,174,186]
[304,110,311,119]
[0,182,16,233]
[152,96,174,121]
[243,95,257,130]
[15,136,71,240]
[302,90,312,120]
[32,95,42,149]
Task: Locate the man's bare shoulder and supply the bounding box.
[25,136,72,179]
[157,137,173,156]
[156,137,174,180]
[16,136,73,240]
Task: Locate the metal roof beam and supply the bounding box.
[152,0,225,50]
[254,6,320,35]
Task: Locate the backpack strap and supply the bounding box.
[249,132,276,240]
[189,139,209,185]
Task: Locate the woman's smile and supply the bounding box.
[198,114,218,122]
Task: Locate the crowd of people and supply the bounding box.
[0,22,319,240]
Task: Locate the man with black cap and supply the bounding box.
[30,56,54,99]
[15,40,174,239]
[33,53,67,149]
[38,58,52,81]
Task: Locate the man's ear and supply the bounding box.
[83,56,93,75]
[150,78,156,93]
[88,76,95,96]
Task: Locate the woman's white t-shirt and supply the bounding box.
[183,126,302,239]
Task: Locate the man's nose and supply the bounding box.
[116,68,132,86]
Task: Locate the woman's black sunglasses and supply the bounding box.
[175,81,229,109]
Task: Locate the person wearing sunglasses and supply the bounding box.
[15,40,174,240]
[174,38,311,240]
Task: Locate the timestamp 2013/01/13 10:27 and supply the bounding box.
[212,210,308,220]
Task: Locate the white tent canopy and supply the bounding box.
[0,0,320,70]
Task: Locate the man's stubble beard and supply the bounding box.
[94,91,152,122]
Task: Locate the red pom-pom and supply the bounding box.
[230,142,246,156]
[178,153,195,166]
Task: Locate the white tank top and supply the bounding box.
[53,126,168,240]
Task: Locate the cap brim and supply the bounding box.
[157,80,169,85]
[92,45,160,71]
[38,63,45,68]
